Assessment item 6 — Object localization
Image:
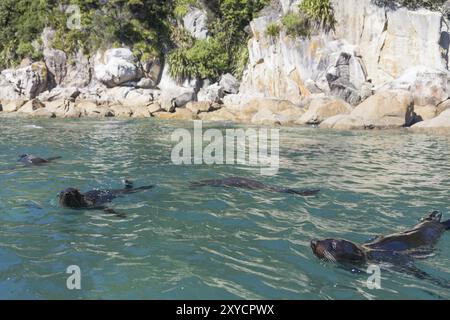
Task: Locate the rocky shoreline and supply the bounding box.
[1,0,450,134]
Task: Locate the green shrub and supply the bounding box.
[265,23,281,37]
[168,38,229,81]
[299,0,336,32]
[281,12,311,38]
[174,0,199,19]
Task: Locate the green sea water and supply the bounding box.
[0,117,449,300]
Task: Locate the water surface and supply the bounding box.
[0,118,449,299]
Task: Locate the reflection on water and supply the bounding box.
[0,118,449,299]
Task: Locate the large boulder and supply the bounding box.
[183,8,209,40]
[219,73,240,94]
[197,83,224,103]
[62,49,92,88]
[320,90,414,130]
[298,97,353,125]
[326,52,367,105]
[377,66,449,106]
[0,62,48,100]
[44,48,67,87]
[160,88,196,112]
[410,109,450,134]
[17,99,46,114]
[238,98,305,123]
[94,48,142,87]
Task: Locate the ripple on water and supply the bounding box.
[0,118,449,299]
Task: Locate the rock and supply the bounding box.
[130,105,152,118]
[109,104,133,117]
[148,102,162,114]
[62,49,92,88]
[183,8,209,40]
[31,108,55,118]
[251,109,284,125]
[377,66,449,107]
[351,90,415,128]
[320,90,414,130]
[154,108,198,120]
[437,99,450,115]
[219,74,240,94]
[199,108,238,122]
[332,0,448,85]
[120,89,155,107]
[76,101,113,118]
[197,83,224,103]
[320,114,366,130]
[45,99,70,117]
[410,109,450,134]
[1,100,27,113]
[0,62,48,100]
[136,78,155,89]
[38,87,80,102]
[44,48,67,87]
[18,99,45,114]
[94,48,141,87]
[298,98,353,125]
[238,98,304,122]
[326,52,364,105]
[414,105,438,121]
[141,56,162,83]
[186,101,215,114]
[160,88,196,112]
[64,104,83,118]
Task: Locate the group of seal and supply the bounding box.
[15,154,320,216]
[13,154,449,287]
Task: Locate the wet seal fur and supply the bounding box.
[190,177,320,197]
[59,180,153,217]
[18,154,62,165]
[311,211,450,287]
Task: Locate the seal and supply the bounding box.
[18,154,62,165]
[59,180,153,216]
[190,177,320,196]
[311,211,450,285]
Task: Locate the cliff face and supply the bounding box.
[239,0,450,105]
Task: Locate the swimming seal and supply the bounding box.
[190,177,320,197]
[18,154,62,165]
[59,180,153,216]
[311,211,450,285]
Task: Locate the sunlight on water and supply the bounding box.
[0,118,449,299]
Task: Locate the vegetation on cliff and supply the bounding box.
[0,0,446,76]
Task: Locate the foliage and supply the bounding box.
[169,0,269,81]
[174,0,199,19]
[299,0,336,32]
[0,0,172,69]
[281,12,311,38]
[265,23,281,37]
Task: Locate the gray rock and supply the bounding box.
[198,83,224,103]
[183,8,209,40]
[94,48,142,87]
[44,48,67,87]
[0,62,48,100]
[219,73,240,94]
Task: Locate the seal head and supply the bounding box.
[59,188,87,208]
[311,239,366,264]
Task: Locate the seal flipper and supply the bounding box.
[280,188,320,197]
[102,207,126,219]
[46,156,62,162]
[442,219,450,230]
[404,264,450,289]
